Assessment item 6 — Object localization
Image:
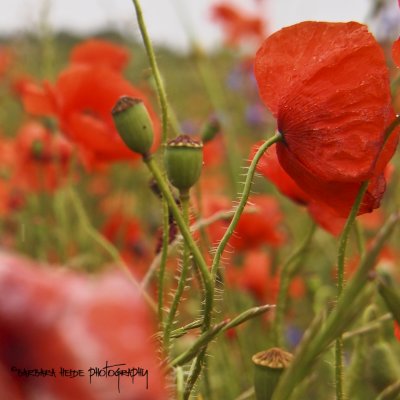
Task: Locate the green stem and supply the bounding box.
[182,134,281,398]
[273,222,316,346]
[335,180,369,400]
[210,133,282,281]
[170,0,240,194]
[334,113,400,400]
[68,188,157,312]
[131,0,180,140]
[354,221,366,257]
[158,198,169,326]
[144,156,214,329]
[163,190,191,350]
[272,212,399,400]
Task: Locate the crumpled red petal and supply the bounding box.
[255,21,393,183]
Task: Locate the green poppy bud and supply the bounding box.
[165,135,203,192]
[367,342,400,393]
[111,96,154,157]
[252,347,293,400]
[201,116,220,143]
[378,278,400,325]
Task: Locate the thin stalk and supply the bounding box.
[170,0,241,194]
[68,188,157,312]
[210,133,282,280]
[335,180,369,400]
[272,212,399,400]
[335,113,400,400]
[273,222,316,346]
[354,221,366,257]
[144,156,214,329]
[163,189,191,349]
[131,0,180,140]
[181,133,281,398]
[158,199,169,326]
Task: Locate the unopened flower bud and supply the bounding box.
[367,342,400,393]
[165,135,203,192]
[201,116,221,143]
[252,347,293,400]
[112,96,154,157]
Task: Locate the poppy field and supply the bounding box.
[1,1,400,399]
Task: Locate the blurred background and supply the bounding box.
[1,0,399,51]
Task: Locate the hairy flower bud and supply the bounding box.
[112,96,154,157]
[165,135,203,191]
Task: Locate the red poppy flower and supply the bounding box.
[20,42,160,169]
[101,212,152,277]
[202,194,285,251]
[226,250,304,303]
[255,21,398,217]
[13,121,73,192]
[70,39,130,73]
[211,2,265,46]
[0,252,166,400]
[230,194,286,250]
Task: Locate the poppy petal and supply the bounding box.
[255,21,393,182]
[70,39,130,72]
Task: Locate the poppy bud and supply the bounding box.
[165,135,203,192]
[111,96,154,157]
[367,342,400,393]
[378,278,400,325]
[252,347,293,400]
[201,116,220,143]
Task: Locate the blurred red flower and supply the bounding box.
[254,21,398,217]
[211,2,265,46]
[70,39,130,73]
[101,212,152,278]
[0,46,12,79]
[12,121,73,192]
[20,40,160,169]
[393,37,400,66]
[395,322,400,341]
[0,252,166,400]
[226,250,304,303]
[202,194,285,251]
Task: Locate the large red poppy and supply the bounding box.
[20,40,160,168]
[254,21,398,217]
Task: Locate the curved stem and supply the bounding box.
[144,156,214,331]
[273,222,316,346]
[335,180,368,400]
[210,133,282,281]
[164,190,191,349]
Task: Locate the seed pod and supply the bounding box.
[111,96,154,157]
[165,135,203,191]
[252,347,293,400]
